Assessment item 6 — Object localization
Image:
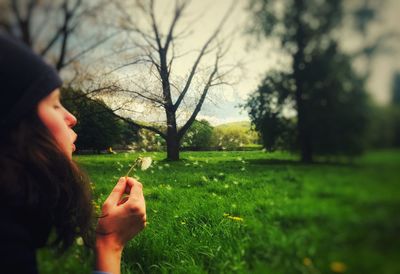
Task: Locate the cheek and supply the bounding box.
[40,113,70,145]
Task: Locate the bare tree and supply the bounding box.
[108,0,237,160]
[0,0,115,71]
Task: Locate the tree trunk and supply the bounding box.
[294,0,313,163]
[166,133,180,161]
[165,110,180,161]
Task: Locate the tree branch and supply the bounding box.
[178,52,220,140]
[173,1,236,112]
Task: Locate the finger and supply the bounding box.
[105,177,127,205]
[127,179,143,201]
[117,196,129,206]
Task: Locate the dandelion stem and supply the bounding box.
[125,161,137,180]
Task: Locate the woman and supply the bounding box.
[0,34,146,274]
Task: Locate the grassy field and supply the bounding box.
[38,150,400,274]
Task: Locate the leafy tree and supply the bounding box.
[247,0,370,161]
[181,120,213,150]
[246,72,296,151]
[391,72,400,147]
[61,88,138,152]
[211,122,260,150]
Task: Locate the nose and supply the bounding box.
[65,108,77,128]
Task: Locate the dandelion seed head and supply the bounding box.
[139,157,152,170]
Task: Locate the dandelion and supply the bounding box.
[227,216,243,222]
[330,261,347,273]
[125,156,153,179]
[140,157,152,170]
[224,213,243,222]
[303,257,312,266]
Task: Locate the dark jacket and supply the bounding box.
[0,208,52,274]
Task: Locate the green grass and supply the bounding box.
[38,150,400,274]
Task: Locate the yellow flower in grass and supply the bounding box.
[303,257,312,266]
[330,261,347,273]
[223,213,244,222]
[75,237,84,246]
[228,216,243,222]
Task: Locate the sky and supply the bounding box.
[187,0,400,125]
[136,0,400,125]
[57,0,400,126]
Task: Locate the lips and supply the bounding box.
[72,143,76,152]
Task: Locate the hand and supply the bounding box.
[96,177,147,251]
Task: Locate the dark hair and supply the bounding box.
[0,108,95,253]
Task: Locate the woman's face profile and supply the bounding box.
[37,89,77,159]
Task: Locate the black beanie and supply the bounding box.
[0,34,62,128]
